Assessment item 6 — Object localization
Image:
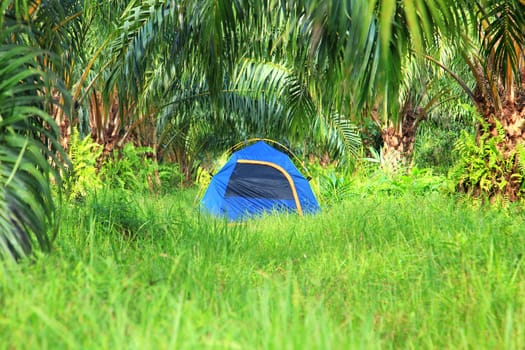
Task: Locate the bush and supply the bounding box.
[65,130,103,200]
[101,143,184,193]
[83,190,144,238]
[414,103,477,174]
[448,119,525,200]
[308,163,353,206]
[358,167,449,196]
[414,129,459,174]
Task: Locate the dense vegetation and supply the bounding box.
[0,0,524,348]
[2,185,525,348]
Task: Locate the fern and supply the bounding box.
[66,131,103,199]
[450,118,524,199]
[515,144,525,175]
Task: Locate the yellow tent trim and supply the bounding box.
[229,138,311,180]
[237,159,303,216]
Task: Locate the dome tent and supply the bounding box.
[200,141,320,220]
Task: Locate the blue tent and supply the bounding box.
[200,141,320,220]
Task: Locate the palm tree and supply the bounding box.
[400,0,525,197]
[459,0,525,199]
[303,0,524,199]
[94,0,360,180]
[301,1,467,166]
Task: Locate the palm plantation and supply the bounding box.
[1,0,525,348]
[1,0,524,254]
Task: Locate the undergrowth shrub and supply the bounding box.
[101,143,183,193]
[84,190,143,238]
[65,130,103,200]
[194,152,236,200]
[307,161,352,206]
[310,159,447,206]
[357,167,448,196]
[414,129,459,174]
[414,98,477,174]
[316,171,353,206]
[309,167,353,206]
[449,118,525,200]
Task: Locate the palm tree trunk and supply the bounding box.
[472,66,525,200]
[381,106,425,171]
[50,89,71,151]
[88,89,122,159]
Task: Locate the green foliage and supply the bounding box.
[480,0,525,87]
[414,129,464,174]
[516,144,525,177]
[449,119,524,199]
[0,43,65,261]
[157,162,185,193]
[357,167,449,196]
[312,112,362,162]
[84,190,143,238]
[307,162,352,206]
[2,190,525,348]
[65,131,103,200]
[101,143,183,193]
[194,166,213,202]
[309,159,447,206]
[414,99,478,174]
[102,0,366,171]
[316,171,353,206]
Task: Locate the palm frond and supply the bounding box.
[0,45,63,260]
[316,112,361,160]
[105,0,176,99]
[481,0,525,87]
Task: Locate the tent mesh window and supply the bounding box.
[225,163,294,200]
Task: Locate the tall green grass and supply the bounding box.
[1,189,524,349]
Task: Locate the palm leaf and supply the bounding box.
[480,0,525,88]
[0,44,62,261]
[317,111,361,159]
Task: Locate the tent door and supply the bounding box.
[225,159,303,215]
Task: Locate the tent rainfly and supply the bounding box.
[200,141,320,220]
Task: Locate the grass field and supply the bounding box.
[1,189,525,349]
